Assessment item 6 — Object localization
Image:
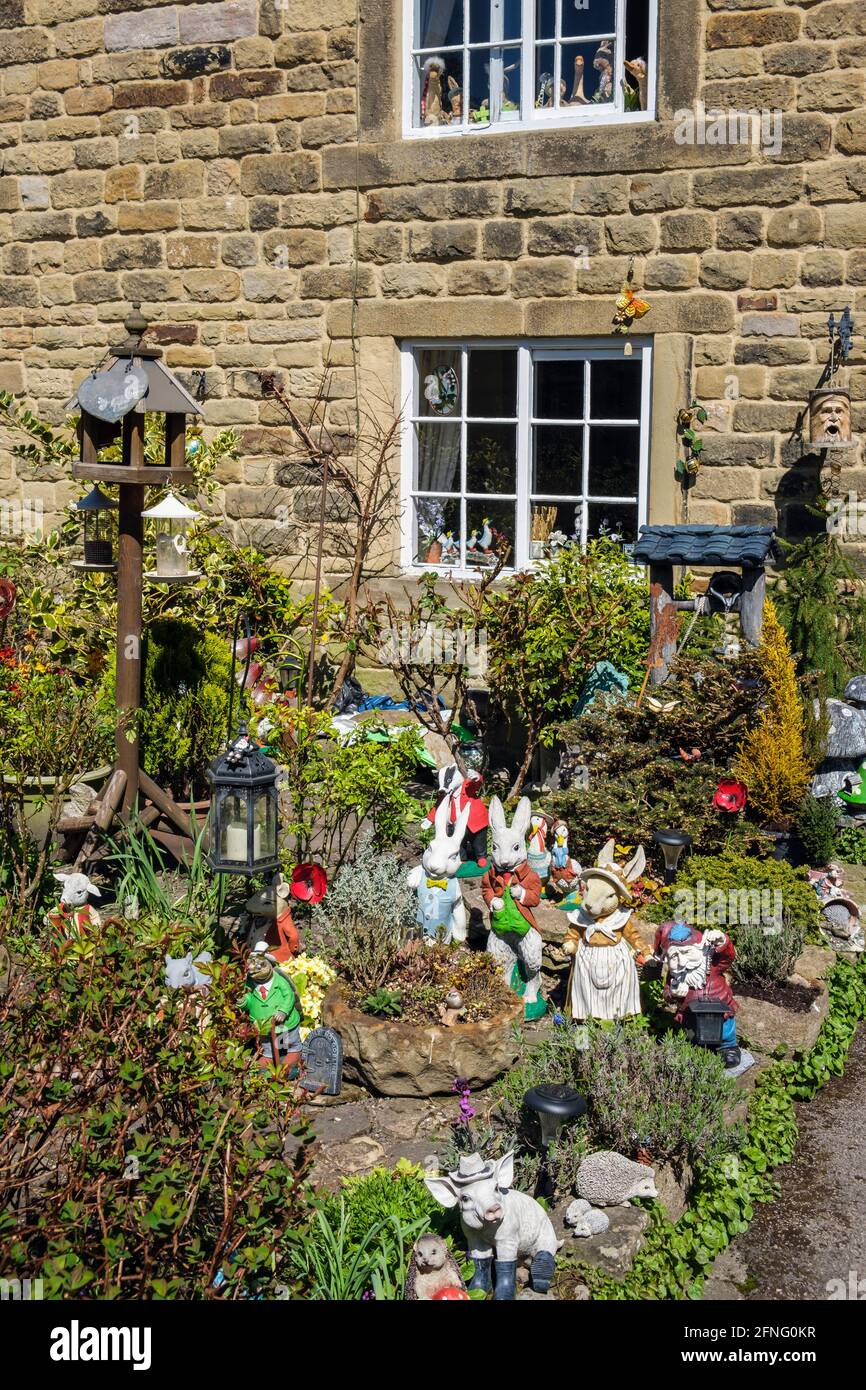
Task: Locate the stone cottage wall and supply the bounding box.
[1,0,865,571]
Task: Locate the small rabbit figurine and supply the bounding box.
[408,795,470,944]
[481,797,546,1019]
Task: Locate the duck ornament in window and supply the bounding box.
[557,839,648,1021]
[421,56,449,125]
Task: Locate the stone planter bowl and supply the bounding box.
[321,984,524,1097]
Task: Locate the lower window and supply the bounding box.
[400,340,651,571]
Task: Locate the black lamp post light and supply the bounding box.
[72,485,118,571]
[524,1083,587,1197]
[206,726,281,877]
[652,827,692,885]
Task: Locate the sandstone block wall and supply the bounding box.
[0,0,864,569]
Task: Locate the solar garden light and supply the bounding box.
[652,827,692,885]
[524,1083,587,1197]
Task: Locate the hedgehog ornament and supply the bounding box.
[575,1151,658,1207]
[404,1234,468,1301]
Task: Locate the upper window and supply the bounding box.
[405,0,657,136]
[400,341,652,573]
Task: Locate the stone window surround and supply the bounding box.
[400,337,653,574]
[401,0,659,139]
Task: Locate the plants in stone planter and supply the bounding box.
[362,942,515,1026]
[312,841,416,996]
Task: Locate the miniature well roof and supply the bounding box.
[632,524,776,568]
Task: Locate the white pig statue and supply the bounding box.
[424,1151,559,1300]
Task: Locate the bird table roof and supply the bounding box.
[632,524,775,568]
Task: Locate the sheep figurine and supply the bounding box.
[45,871,102,940]
[424,1151,560,1300]
[575,1151,658,1207]
[404,1234,467,1300]
[564,1198,610,1238]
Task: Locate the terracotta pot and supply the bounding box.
[321,983,523,1097]
[425,540,442,563]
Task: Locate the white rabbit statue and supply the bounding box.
[481,796,546,1019]
[407,795,470,944]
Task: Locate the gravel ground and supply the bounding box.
[703,1024,866,1301]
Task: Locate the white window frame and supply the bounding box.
[402,0,658,139]
[399,337,652,577]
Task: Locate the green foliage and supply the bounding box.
[836,823,866,864]
[493,1021,739,1193]
[775,526,866,698]
[482,539,650,795]
[731,920,806,988]
[312,840,416,997]
[363,987,403,1017]
[658,851,820,934]
[104,816,219,927]
[286,1161,456,1300]
[102,618,239,800]
[0,917,315,1299]
[796,793,839,868]
[265,705,423,865]
[552,653,765,866]
[562,956,866,1300]
[675,400,708,485]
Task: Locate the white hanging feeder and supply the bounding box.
[142,491,202,584]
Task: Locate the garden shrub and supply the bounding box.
[796,792,839,868]
[482,539,650,795]
[493,1021,739,1193]
[730,919,806,989]
[0,918,315,1299]
[659,851,820,936]
[775,527,866,699]
[734,600,811,825]
[836,823,866,865]
[551,653,765,866]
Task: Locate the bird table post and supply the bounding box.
[739,565,766,648]
[115,411,145,813]
[648,562,679,685]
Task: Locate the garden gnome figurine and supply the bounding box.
[45,871,102,941]
[482,796,546,1019]
[547,820,583,899]
[558,839,647,1021]
[652,919,742,1067]
[242,942,302,1069]
[425,763,489,868]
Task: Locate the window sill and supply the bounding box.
[403,108,655,141]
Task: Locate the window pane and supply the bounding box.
[415,496,462,565]
[416,422,461,492]
[467,348,517,417]
[587,502,639,545]
[531,500,583,550]
[587,425,641,496]
[562,0,616,39]
[417,349,461,416]
[533,424,584,494]
[468,47,491,123]
[535,0,556,41]
[417,53,464,127]
[499,46,522,118]
[590,359,642,419]
[501,0,522,41]
[419,0,464,48]
[467,423,516,493]
[534,359,584,419]
[466,500,514,566]
[534,45,559,108]
[470,0,491,43]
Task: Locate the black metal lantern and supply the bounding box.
[683,999,726,1050]
[206,725,280,876]
[72,484,118,571]
[652,827,692,885]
